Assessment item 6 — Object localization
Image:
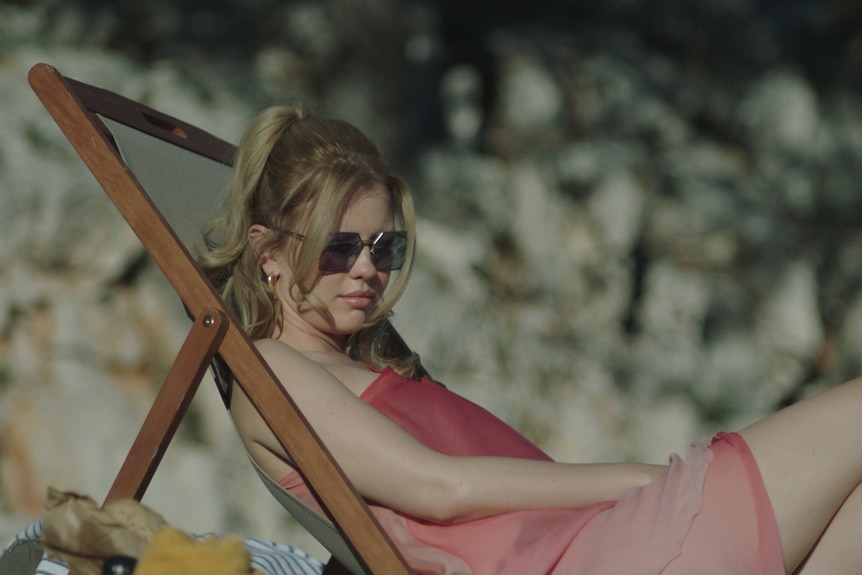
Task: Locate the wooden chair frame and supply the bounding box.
[28,62,414,575]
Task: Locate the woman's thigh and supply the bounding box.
[738,378,862,571]
[794,477,862,574]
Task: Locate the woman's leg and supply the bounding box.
[738,377,862,572]
[794,479,862,574]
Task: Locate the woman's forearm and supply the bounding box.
[252,339,670,524]
[419,457,669,524]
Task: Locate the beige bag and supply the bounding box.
[41,487,167,575]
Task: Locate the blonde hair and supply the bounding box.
[199,104,420,377]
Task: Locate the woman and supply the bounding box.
[200,104,862,574]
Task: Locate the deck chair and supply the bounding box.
[28,62,416,575]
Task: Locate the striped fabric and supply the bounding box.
[3,519,324,575]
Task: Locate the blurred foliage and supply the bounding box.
[10,0,859,165]
[15,0,861,84]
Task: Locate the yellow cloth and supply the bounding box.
[134,527,263,575]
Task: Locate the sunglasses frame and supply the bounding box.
[281,229,408,272]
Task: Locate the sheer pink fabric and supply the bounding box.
[280,367,784,574]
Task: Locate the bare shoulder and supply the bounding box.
[231,339,353,475]
[254,338,380,396]
[253,337,306,364]
[252,338,332,384]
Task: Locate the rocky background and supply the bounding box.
[2,0,862,562]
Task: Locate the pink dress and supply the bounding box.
[280,367,784,574]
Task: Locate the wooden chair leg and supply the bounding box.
[103,309,228,504]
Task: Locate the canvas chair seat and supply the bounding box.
[27,62,418,575]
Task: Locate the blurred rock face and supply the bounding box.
[2,0,862,559]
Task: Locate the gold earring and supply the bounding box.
[266,274,279,302]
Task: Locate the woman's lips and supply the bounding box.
[340,291,375,309]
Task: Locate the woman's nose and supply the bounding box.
[349,245,377,277]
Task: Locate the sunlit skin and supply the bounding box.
[210,100,862,572]
[232,179,862,573]
[250,186,395,356]
[245,187,397,397]
[233,186,667,526]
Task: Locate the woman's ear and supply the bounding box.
[248,224,281,277]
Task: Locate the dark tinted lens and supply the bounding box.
[319,234,361,272]
[317,231,408,272]
[370,232,408,270]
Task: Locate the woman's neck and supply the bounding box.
[275,316,350,356]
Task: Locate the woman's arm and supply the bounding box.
[232,339,667,524]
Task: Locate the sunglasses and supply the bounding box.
[283,230,408,272]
